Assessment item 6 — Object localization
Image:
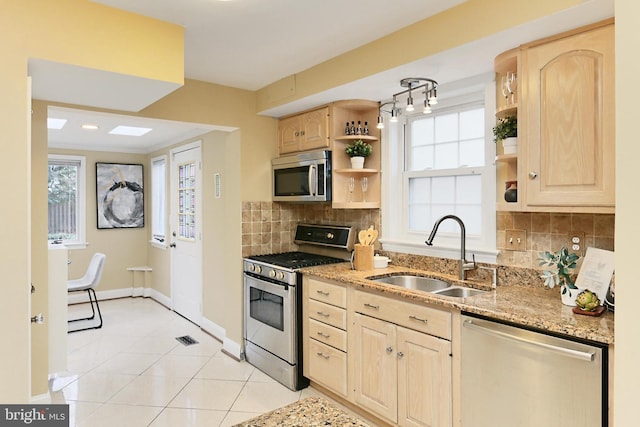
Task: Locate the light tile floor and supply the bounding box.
[48,298,329,427]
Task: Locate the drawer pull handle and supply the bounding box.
[386,346,393,354]
[316,352,330,359]
[397,351,404,359]
[364,303,380,310]
[317,332,330,338]
[316,311,330,317]
[316,290,330,296]
[409,315,429,324]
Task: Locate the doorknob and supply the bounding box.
[170,243,177,248]
[31,313,44,324]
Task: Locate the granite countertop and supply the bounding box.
[302,263,614,344]
[234,397,370,427]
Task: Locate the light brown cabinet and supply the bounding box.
[520,21,614,212]
[278,107,330,155]
[302,277,348,397]
[352,290,453,427]
[495,20,614,213]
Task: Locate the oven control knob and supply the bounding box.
[326,232,334,239]
[251,264,261,274]
[268,269,276,278]
[276,271,285,281]
[248,264,255,272]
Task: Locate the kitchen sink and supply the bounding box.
[432,287,486,298]
[367,274,487,298]
[367,274,450,293]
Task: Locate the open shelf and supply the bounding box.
[334,168,378,174]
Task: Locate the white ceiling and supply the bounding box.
[41,0,614,153]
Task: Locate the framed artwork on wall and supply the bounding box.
[96,162,144,229]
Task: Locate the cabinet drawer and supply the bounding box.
[353,290,451,340]
[308,318,347,352]
[307,339,347,397]
[308,299,346,330]
[307,278,347,308]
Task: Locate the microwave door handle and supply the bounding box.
[308,165,317,196]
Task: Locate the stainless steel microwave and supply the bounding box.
[272,150,331,202]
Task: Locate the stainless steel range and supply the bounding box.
[243,224,354,391]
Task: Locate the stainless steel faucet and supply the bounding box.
[425,214,476,280]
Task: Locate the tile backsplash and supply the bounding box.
[242,202,615,276]
[496,212,614,269]
[241,202,381,257]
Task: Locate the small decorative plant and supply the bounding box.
[492,116,517,143]
[345,139,372,158]
[538,247,580,294]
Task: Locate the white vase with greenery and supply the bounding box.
[538,247,581,306]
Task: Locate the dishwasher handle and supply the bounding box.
[463,319,595,362]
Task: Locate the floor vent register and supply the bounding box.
[175,335,199,346]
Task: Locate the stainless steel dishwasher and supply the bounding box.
[461,314,608,427]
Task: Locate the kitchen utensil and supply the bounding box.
[363,228,375,245]
[370,229,379,245]
[358,230,367,245]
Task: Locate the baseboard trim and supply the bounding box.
[201,316,242,359]
[68,287,132,304]
[30,391,51,403]
[148,289,172,309]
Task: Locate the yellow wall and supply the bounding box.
[140,79,277,202]
[31,103,49,396]
[1,0,182,402]
[614,1,640,425]
[257,0,585,111]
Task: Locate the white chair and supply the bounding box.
[68,253,106,333]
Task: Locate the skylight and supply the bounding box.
[109,126,152,136]
[47,118,67,130]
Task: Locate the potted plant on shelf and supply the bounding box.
[345,139,372,169]
[492,115,517,154]
[538,247,581,306]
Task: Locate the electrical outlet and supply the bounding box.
[505,229,527,251]
[568,231,586,256]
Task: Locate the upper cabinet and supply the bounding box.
[495,19,615,213]
[278,106,330,155]
[277,100,381,209]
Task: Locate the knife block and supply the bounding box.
[353,244,374,270]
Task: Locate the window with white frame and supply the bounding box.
[151,155,167,244]
[48,154,86,246]
[381,78,497,262]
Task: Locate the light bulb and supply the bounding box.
[390,109,398,123]
[428,88,438,105]
[423,100,431,114]
[376,116,384,129]
[406,94,414,112]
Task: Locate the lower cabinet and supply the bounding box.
[353,313,452,427]
[303,277,349,397]
[303,276,454,426]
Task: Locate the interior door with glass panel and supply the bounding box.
[170,145,202,325]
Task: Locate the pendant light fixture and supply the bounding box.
[377,77,438,129]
